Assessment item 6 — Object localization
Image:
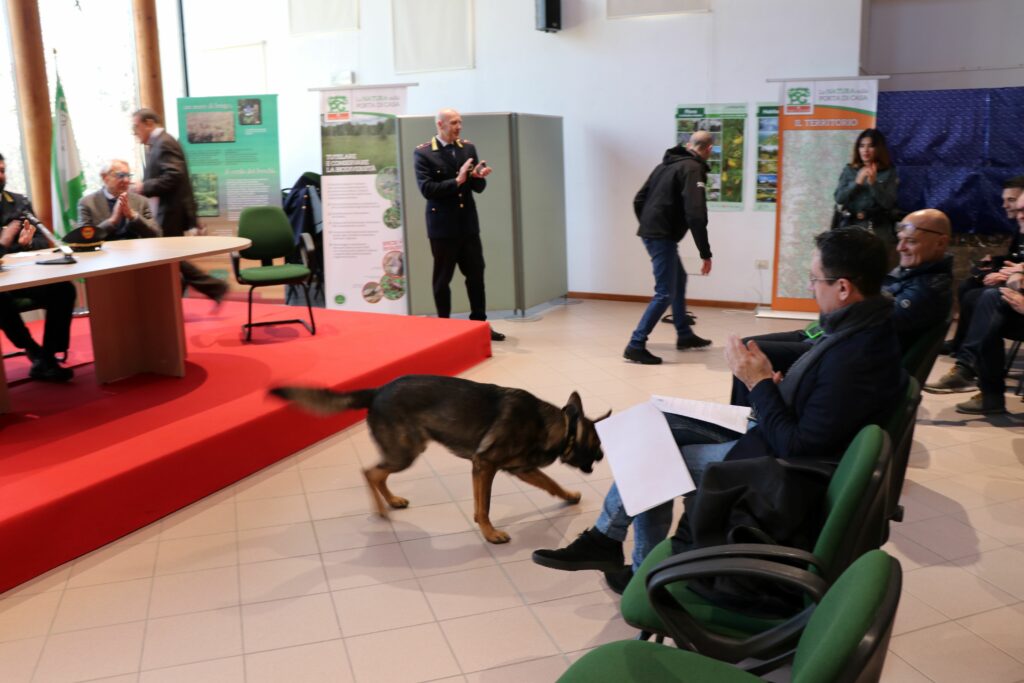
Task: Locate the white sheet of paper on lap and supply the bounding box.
[595,401,695,517]
[651,394,751,435]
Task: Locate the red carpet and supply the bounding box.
[0,299,491,593]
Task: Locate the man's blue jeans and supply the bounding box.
[594,414,742,569]
[628,238,692,348]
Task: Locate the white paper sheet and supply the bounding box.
[651,394,751,435]
[595,401,695,517]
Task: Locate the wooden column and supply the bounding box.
[132,0,164,120]
[5,0,51,226]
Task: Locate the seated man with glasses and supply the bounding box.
[729,209,952,406]
[532,227,906,591]
[77,159,161,241]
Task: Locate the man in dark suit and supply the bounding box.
[0,153,75,382]
[413,108,504,342]
[77,159,161,240]
[130,108,227,302]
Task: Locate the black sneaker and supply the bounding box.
[490,327,506,342]
[676,334,712,350]
[604,566,634,595]
[623,346,662,365]
[28,355,73,383]
[532,528,624,572]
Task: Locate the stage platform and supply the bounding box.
[0,299,491,593]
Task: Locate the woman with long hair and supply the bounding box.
[834,128,899,263]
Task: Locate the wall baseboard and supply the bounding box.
[567,292,758,311]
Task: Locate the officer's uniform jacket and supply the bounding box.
[413,137,487,239]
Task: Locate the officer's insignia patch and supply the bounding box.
[697,182,706,189]
[899,299,911,309]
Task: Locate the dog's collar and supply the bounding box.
[562,413,579,459]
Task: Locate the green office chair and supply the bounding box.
[902,312,953,386]
[879,377,922,537]
[559,550,902,683]
[620,425,890,670]
[232,206,316,342]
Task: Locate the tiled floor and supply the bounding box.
[2,300,1023,682]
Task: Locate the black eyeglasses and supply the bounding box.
[113,172,133,180]
[808,276,841,286]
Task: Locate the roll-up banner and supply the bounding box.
[771,80,877,312]
[319,85,412,313]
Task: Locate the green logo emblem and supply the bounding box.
[787,88,810,106]
[334,294,346,305]
[328,95,349,114]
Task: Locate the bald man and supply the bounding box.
[624,131,715,365]
[413,108,503,342]
[730,209,953,406]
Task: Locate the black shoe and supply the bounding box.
[623,346,662,365]
[28,355,73,383]
[676,334,712,350]
[490,327,506,342]
[604,566,634,595]
[532,528,625,572]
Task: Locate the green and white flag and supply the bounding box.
[51,75,85,237]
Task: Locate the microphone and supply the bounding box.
[20,210,77,263]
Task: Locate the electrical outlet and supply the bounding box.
[755,259,770,270]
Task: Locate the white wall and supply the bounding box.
[165,0,865,304]
[865,0,1024,91]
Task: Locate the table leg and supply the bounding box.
[0,339,9,413]
[86,261,186,383]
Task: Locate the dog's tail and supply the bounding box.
[269,386,377,416]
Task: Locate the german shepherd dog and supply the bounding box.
[271,375,608,543]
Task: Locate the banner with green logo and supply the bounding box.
[772,80,877,311]
[754,104,779,212]
[319,86,409,313]
[177,95,281,233]
[675,103,746,211]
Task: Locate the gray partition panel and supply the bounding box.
[514,114,568,309]
[398,114,517,316]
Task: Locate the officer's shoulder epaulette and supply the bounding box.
[416,141,431,150]
[460,138,472,145]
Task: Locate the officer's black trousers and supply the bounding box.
[429,234,486,321]
[0,281,76,354]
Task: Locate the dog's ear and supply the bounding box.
[564,391,583,418]
[593,410,612,422]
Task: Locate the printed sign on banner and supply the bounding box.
[675,103,746,211]
[320,86,410,313]
[772,80,878,312]
[755,104,779,212]
[178,95,282,228]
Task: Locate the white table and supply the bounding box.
[0,236,250,412]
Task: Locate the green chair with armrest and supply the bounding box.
[879,377,922,537]
[559,549,902,683]
[901,312,953,386]
[619,425,891,672]
[232,206,316,342]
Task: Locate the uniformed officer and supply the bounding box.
[413,108,504,341]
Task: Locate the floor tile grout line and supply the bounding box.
[295,439,358,683]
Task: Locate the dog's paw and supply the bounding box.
[386,496,409,509]
[484,528,511,544]
[564,490,582,505]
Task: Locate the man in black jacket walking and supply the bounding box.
[624,131,714,364]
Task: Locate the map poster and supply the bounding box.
[772,81,877,311]
[319,85,410,313]
[754,104,779,212]
[675,103,746,211]
[177,95,281,231]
